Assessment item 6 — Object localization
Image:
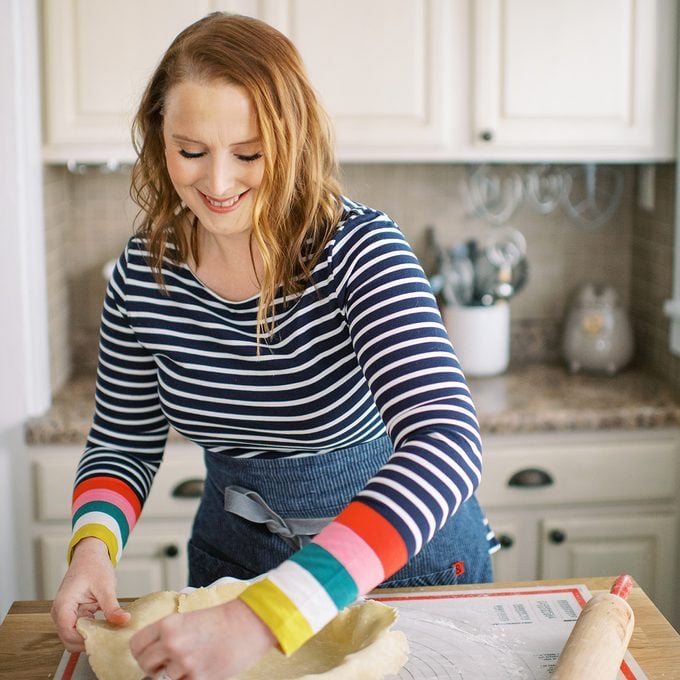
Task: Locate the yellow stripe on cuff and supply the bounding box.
[68,525,119,566]
[239,578,315,655]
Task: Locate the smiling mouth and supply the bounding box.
[200,190,248,211]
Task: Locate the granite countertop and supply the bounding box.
[24,364,680,446]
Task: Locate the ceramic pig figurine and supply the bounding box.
[562,284,634,375]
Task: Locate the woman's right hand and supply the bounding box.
[50,537,131,651]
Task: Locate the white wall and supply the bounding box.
[0,0,50,618]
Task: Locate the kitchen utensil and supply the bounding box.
[447,243,475,305]
[425,225,449,299]
[464,165,524,225]
[525,164,570,214]
[425,226,475,306]
[473,226,528,304]
[553,575,635,680]
[561,163,624,228]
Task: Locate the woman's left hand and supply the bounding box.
[130,597,276,679]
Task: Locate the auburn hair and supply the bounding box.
[130,12,343,337]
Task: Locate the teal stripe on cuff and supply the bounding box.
[289,543,358,610]
[72,501,130,545]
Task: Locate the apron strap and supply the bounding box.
[224,485,332,550]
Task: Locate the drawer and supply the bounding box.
[32,444,205,521]
[476,430,680,508]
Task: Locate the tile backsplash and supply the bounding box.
[43,161,680,394]
[43,166,72,392]
[630,164,680,389]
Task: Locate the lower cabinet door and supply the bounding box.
[486,510,540,584]
[540,513,677,624]
[488,518,524,583]
[38,527,191,599]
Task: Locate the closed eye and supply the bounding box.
[179,149,206,159]
[237,152,263,163]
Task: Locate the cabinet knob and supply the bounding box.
[548,529,567,544]
[498,534,514,549]
[172,478,205,498]
[507,468,554,488]
[479,129,494,142]
[163,544,180,558]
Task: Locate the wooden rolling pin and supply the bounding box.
[552,575,635,680]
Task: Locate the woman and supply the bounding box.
[51,12,498,679]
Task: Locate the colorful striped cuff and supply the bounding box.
[239,577,314,655]
[73,476,142,517]
[334,500,408,576]
[239,500,410,654]
[239,543,357,654]
[72,501,131,547]
[68,524,119,566]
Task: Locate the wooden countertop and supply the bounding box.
[1,577,679,679]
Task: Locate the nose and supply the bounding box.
[204,154,237,198]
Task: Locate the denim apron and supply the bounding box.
[188,435,492,589]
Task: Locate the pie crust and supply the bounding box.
[76,582,409,680]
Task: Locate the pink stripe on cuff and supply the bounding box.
[72,489,138,531]
[314,521,385,593]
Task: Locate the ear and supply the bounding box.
[602,286,618,305]
[580,284,596,305]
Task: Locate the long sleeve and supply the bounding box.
[69,246,169,564]
[239,202,482,652]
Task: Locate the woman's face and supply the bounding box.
[162,79,265,241]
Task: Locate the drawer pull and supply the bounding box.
[548,529,567,544]
[164,544,180,558]
[498,534,514,549]
[172,478,205,498]
[507,468,554,488]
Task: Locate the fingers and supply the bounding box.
[50,554,129,652]
[158,663,186,680]
[77,602,99,618]
[51,600,86,652]
[99,596,131,626]
[130,618,176,679]
[130,619,163,657]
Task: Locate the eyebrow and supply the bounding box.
[170,134,260,147]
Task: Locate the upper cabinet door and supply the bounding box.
[41,0,257,163]
[471,0,677,161]
[260,0,454,161]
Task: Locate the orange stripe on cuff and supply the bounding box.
[239,578,315,655]
[73,477,142,517]
[68,525,119,566]
[335,501,408,577]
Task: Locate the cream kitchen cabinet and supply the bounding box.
[30,442,205,598]
[468,0,677,161]
[40,0,453,163]
[41,0,243,163]
[41,0,677,164]
[258,0,455,161]
[477,429,680,627]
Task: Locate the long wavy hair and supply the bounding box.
[130,12,343,337]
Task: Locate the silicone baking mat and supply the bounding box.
[55,584,647,679]
[373,584,646,679]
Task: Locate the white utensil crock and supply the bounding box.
[443,302,510,377]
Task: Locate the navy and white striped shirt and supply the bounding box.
[73,198,494,574]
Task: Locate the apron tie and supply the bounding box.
[224,485,332,550]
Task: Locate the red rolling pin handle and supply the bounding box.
[610,574,633,600]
